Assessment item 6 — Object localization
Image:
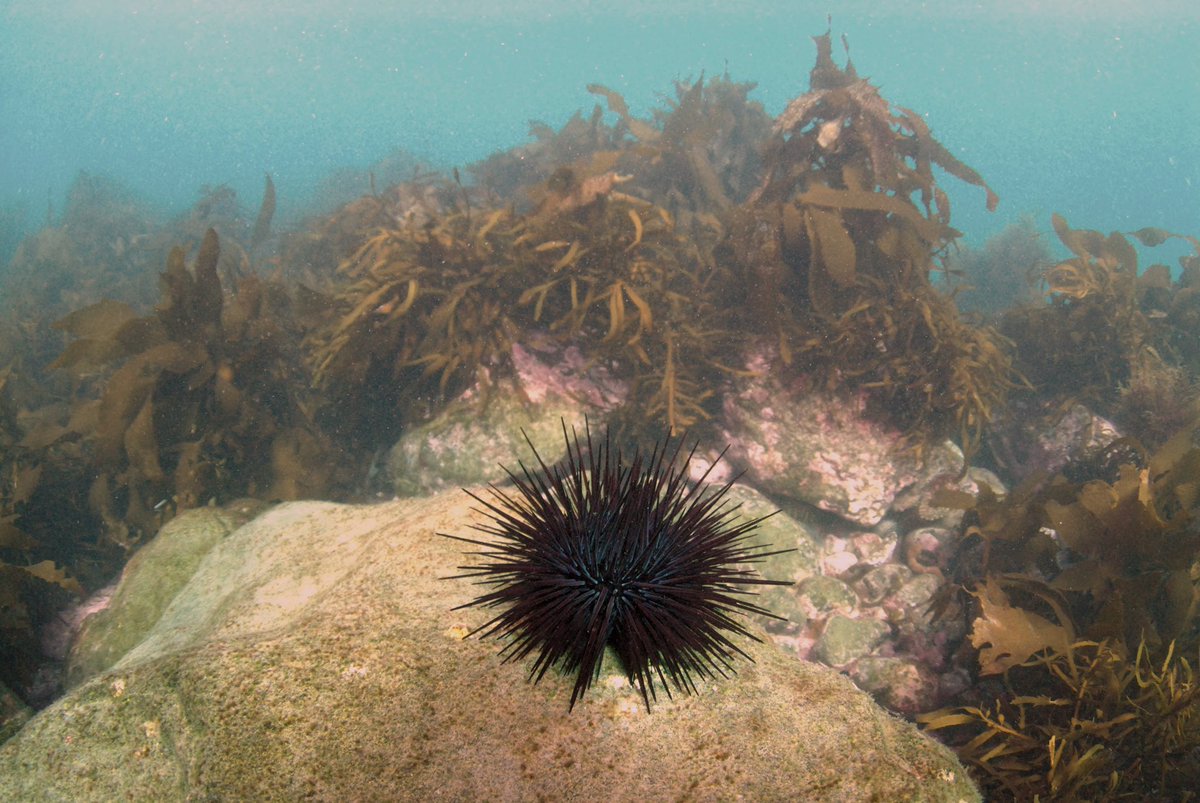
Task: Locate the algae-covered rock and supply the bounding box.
[720,357,921,526]
[812,614,891,668]
[797,574,859,617]
[388,340,626,497]
[65,500,271,687]
[0,680,31,745]
[852,656,942,715]
[2,491,979,801]
[722,483,821,637]
[387,384,585,496]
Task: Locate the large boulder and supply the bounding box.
[1,489,978,801]
[65,500,270,687]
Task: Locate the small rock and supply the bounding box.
[851,657,940,715]
[902,526,958,580]
[797,575,859,619]
[820,544,859,576]
[722,484,821,637]
[813,615,891,668]
[891,573,942,612]
[852,564,913,606]
[848,530,898,566]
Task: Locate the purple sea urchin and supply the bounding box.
[443,423,792,710]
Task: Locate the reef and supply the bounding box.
[0,28,1039,708]
[0,31,1196,802]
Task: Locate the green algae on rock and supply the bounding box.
[4,491,979,802]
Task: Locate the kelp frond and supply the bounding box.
[718,28,1013,461]
[307,169,732,439]
[920,638,1200,801]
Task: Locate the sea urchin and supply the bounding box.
[443,422,792,710]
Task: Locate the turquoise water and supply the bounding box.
[1,1,1197,252]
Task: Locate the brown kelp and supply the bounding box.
[1,184,308,706]
[469,102,627,206]
[309,34,1018,458]
[920,425,1200,798]
[308,77,765,443]
[307,165,729,441]
[921,638,1199,800]
[52,229,347,547]
[587,73,773,217]
[1001,214,1145,401]
[0,174,164,376]
[719,30,1015,460]
[278,182,433,291]
[250,173,276,259]
[1001,216,1200,451]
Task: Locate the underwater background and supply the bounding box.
[1,0,1197,261]
[3,1,1200,798]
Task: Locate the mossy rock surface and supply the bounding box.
[0,681,31,745]
[387,383,591,496]
[3,492,979,802]
[724,484,821,635]
[66,500,270,687]
[813,615,892,668]
[798,575,859,615]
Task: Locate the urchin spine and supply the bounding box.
[443,423,792,710]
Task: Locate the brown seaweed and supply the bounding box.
[52,229,348,547]
[308,165,730,438]
[920,423,1200,798]
[715,30,1014,461]
[250,173,276,256]
[1001,215,1200,451]
[920,638,1200,800]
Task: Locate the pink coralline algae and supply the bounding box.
[989,399,1121,479]
[720,353,921,526]
[388,339,629,496]
[510,340,627,411]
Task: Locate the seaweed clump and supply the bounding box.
[1001,215,1145,401]
[1001,217,1200,451]
[0,364,88,703]
[304,71,782,445]
[471,72,770,219]
[52,229,346,548]
[942,215,1051,317]
[718,30,1017,460]
[307,168,729,443]
[920,425,1200,799]
[923,639,1199,800]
